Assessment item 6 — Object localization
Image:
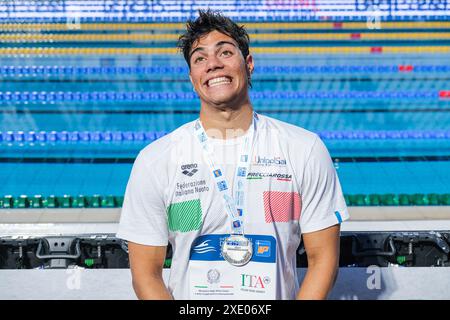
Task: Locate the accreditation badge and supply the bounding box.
[188,234,277,299]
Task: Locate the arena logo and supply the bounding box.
[241,274,271,289]
[253,156,287,167]
[181,163,198,177]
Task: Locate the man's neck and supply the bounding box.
[199,102,254,140]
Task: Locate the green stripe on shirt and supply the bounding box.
[167,199,202,232]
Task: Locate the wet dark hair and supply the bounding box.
[177,9,250,69]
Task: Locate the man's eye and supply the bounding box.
[194,56,205,63]
[221,50,232,56]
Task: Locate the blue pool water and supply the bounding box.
[1,161,449,197]
[1,28,449,200]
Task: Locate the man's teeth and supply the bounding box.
[208,77,231,87]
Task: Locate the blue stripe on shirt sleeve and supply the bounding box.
[335,211,343,224]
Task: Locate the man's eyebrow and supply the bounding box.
[189,41,237,59]
[216,41,237,48]
[189,46,205,59]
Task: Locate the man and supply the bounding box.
[116,9,349,300]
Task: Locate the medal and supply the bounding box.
[221,234,253,266]
[195,113,259,266]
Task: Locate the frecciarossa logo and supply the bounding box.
[246,172,292,182]
[253,156,287,166]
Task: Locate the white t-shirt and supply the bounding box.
[116,114,349,300]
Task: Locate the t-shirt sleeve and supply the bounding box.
[116,151,169,246]
[299,135,349,234]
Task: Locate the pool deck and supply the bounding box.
[0,206,449,235]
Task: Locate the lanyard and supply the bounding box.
[194,112,258,235]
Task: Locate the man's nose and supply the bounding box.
[206,55,224,73]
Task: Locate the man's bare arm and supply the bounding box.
[128,242,173,300]
[296,224,340,300]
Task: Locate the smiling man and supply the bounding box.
[116,9,349,300]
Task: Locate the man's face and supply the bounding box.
[188,30,253,109]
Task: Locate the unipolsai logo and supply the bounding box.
[253,155,287,167]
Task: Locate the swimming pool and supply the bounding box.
[1,19,449,208]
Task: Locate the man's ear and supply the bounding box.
[246,54,254,75]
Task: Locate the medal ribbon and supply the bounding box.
[194,112,258,235]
